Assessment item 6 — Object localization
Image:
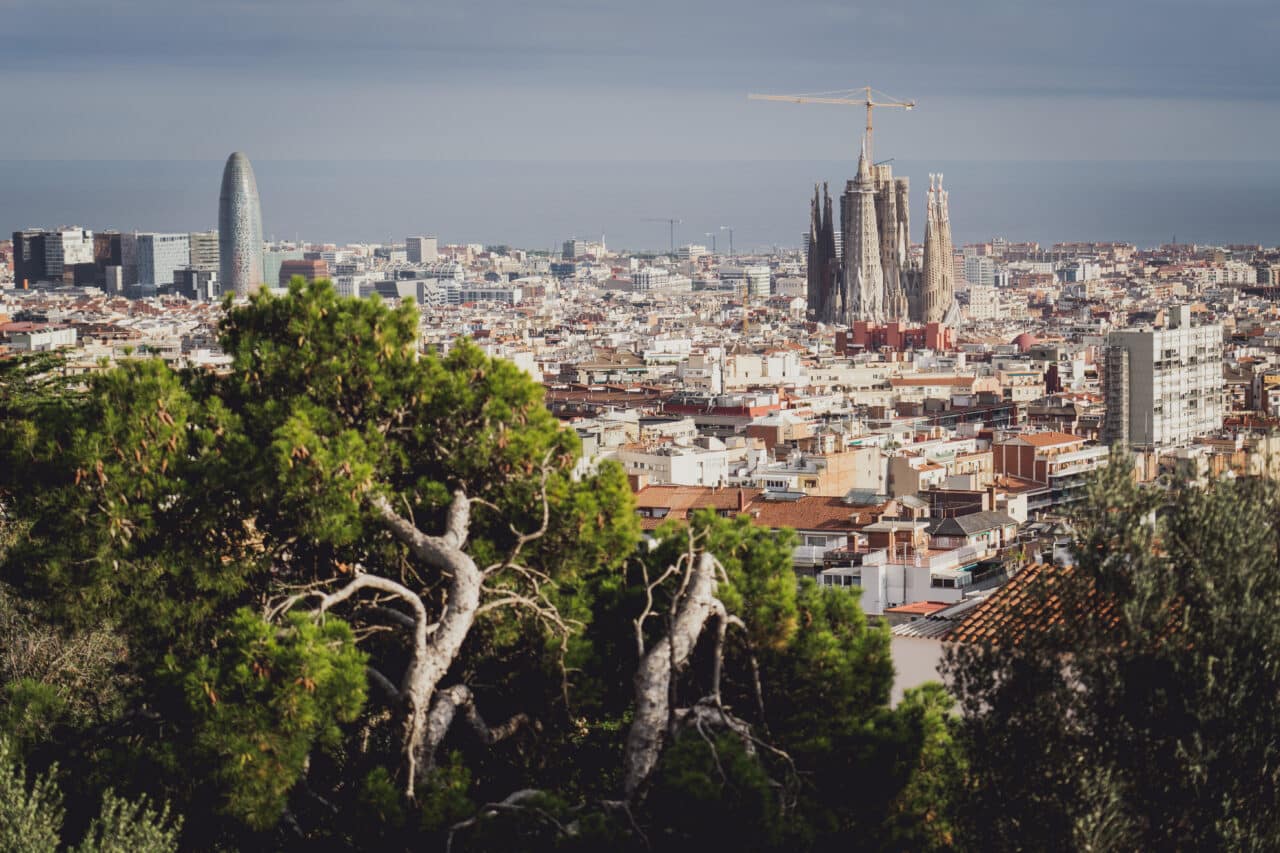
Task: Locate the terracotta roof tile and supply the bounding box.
[948,562,1117,646]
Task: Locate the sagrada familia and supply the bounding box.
[807,139,959,326]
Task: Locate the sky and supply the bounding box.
[5,0,1280,162]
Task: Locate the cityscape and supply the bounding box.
[4,1,1280,849]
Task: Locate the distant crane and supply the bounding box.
[642,217,683,254]
[704,231,717,255]
[748,85,915,163]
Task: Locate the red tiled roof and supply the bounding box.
[1003,431,1085,448]
[885,601,953,616]
[889,376,977,388]
[948,562,1116,646]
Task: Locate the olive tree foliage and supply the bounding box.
[0,735,181,853]
[945,456,1280,851]
[0,279,638,839]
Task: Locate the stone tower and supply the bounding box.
[841,140,885,323]
[806,183,841,323]
[921,173,955,323]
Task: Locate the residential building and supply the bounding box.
[1102,305,1224,448]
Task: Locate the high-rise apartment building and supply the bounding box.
[218,152,264,297]
[406,235,438,264]
[562,239,588,260]
[136,233,190,286]
[1102,305,1224,449]
[189,231,220,271]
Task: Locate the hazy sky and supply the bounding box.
[6,0,1280,161]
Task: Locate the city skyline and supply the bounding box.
[5,158,1280,254]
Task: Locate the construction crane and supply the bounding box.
[747,86,915,163]
[704,231,717,255]
[642,217,682,254]
[719,225,734,259]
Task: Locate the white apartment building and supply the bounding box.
[617,439,729,487]
[720,265,771,297]
[967,284,999,321]
[964,255,996,287]
[1102,305,1224,449]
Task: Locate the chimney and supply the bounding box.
[737,487,747,512]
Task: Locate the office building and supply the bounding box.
[12,230,47,287]
[262,247,305,290]
[174,267,220,301]
[136,233,190,286]
[406,235,438,264]
[44,228,94,283]
[562,239,588,260]
[189,231,219,271]
[278,258,328,287]
[218,152,264,297]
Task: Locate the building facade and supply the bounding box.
[1102,305,1224,449]
[406,236,438,264]
[218,152,264,297]
[188,231,219,271]
[136,233,190,286]
[807,140,957,326]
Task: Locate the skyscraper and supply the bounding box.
[218,152,264,297]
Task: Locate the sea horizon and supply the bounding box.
[5,158,1280,253]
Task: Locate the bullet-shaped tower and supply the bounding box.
[218,152,264,298]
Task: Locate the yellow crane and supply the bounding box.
[747,86,915,163]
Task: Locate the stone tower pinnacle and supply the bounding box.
[921,173,956,324]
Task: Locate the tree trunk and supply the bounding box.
[370,491,485,797]
[622,551,719,798]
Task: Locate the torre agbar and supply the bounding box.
[218,152,264,297]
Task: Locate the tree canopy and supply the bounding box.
[946,456,1280,851]
[0,279,960,849]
